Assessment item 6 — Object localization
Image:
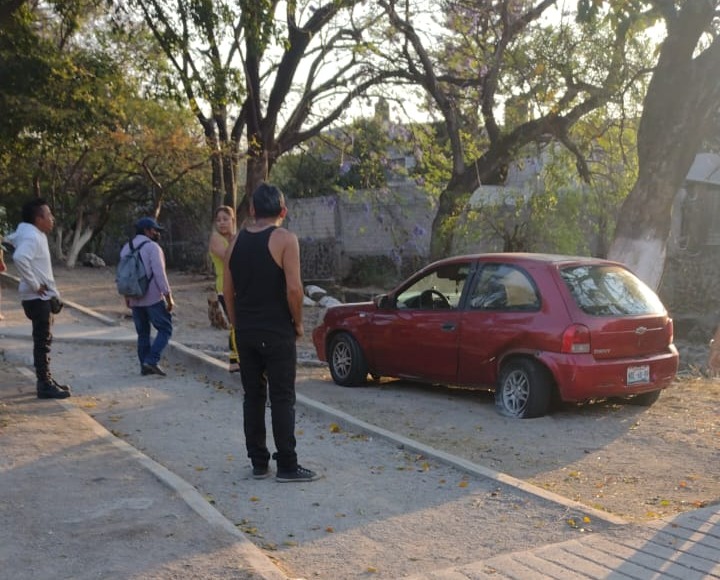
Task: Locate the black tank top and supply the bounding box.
[228,226,294,338]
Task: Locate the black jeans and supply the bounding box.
[235,331,298,471]
[22,299,53,381]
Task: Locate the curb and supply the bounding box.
[22,296,630,528]
[11,354,289,580]
[58,398,289,580]
[294,394,629,527]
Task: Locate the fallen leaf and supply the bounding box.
[261,542,277,551]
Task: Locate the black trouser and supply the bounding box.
[235,330,298,471]
[218,295,239,363]
[22,299,53,381]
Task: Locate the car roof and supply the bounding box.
[428,252,623,269]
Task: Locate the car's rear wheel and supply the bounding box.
[496,358,553,418]
[329,333,368,387]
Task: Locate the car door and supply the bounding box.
[456,262,543,386]
[368,261,472,383]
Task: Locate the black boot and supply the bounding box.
[48,376,71,393]
[36,379,71,399]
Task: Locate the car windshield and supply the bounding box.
[560,264,665,316]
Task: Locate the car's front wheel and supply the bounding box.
[496,358,553,418]
[328,333,368,387]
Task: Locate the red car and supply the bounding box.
[312,253,679,418]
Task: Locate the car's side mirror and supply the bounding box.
[375,294,394,309]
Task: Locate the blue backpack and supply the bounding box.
[116,240,153,297]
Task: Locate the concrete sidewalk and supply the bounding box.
[1,273,719,579]
[0,362,286,580]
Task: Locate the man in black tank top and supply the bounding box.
[223,184,320,483]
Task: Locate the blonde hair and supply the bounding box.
[214,205,235,221]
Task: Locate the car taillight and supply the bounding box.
[561,324,590,354]
[667,318,674,344]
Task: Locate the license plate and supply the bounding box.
[627,365,650,385]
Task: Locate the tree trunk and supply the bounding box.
[608,2,720,289]
[429,149,511,260]
[65,227,94,268]
[211,152,225,215]
[222,149,236,211]
[239,155,269,225]
[429,185,471,259]
[607,175,674,288]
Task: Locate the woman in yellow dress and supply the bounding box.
[208,205,239,371]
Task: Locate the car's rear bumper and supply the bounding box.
[540,345,679,402]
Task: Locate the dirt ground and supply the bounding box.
[11,264,720,523]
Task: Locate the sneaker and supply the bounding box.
[141,363,167,377]
[252,466,272,480]
[276,465,321,483]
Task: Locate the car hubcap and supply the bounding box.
[502,370,530,415]
[332,342,351,378]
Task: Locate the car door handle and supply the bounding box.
[441,322,456,332]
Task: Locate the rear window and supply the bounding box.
[559,265,665,316]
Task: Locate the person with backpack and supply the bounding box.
[120,217,174,376]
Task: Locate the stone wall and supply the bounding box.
[285,184,435,284]
[659,183,720,341]
[659,252,720,341]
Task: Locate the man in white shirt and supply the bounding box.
[11,198,71,399]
